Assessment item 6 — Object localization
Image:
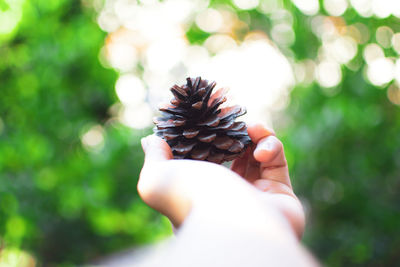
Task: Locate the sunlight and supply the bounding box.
[232,0,259,10]
[115,74,146,106]
[195,8,223,33]
[292,0,319,16]
[316,60,342,88]
[323,0,348,17]
[81,125,105,150]
[366,58,395,86]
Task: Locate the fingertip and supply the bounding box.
[254,147,276,163]
[247,123,275,143]
[142,135,173,161]
[253,136,282,163]
[253,148,272,162]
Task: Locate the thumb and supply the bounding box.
[141,135,173,162]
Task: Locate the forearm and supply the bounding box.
[137,205,317,267]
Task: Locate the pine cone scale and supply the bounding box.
[198,133,217,143]
[183,129,200,138]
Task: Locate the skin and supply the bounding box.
[136,123,317,267]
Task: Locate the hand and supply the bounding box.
[138,124,304,239]
[231,124,305,238]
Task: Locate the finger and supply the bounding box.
[253,136,285,167]
[231,147,251,177]
[247,123,275,144]
[138,135,173,219]
[141,135,173,162]
[252,136,291,188]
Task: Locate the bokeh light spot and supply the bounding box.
[376,26,393,49]
[0,248,35,267]
[324,0,348,16]
[146,39,186,72]
[363,43,384,64]
[387,84,400,106]
[371,0,392,18]
[329,36,358,64]
[116,74,146,106]
[350,0,373,17]
[271,23,295,46]
[0,0,23,35]
[204,34,237,54]
[292,0,319,16]
[106,42,138,72]
[391,33,400,54]
[81,125,105,151]
[366,57,395,86]
[316,60,342,88]
[195,8,223,33]
[232,0,259,10]
[119,103,153,129]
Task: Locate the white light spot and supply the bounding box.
[393,1,400,18]
[316,60,342,88]
[371,0,392,18]
[146,39,186,72]
[367,57,395,86]
[190,39,294,123]
[195,8,223,33]
[232,0,259,10]
[204,34,237,54]
[294,60,316,84]
[387,84,400,105]
[107,42,138,72]
[0,0,23,34]
[182,45,210,68]
[119,103,153,129]
[350,0,373,17]
[392,33,400,54]
[324,0,348,16]
[394,59,400,85]
[82,125,105,150]
[311,16,336,39]
[97,11,120,32]
[328,36,358,64]
[363,43,384,64]
[376,26,393,48]
[115,74,146,106]
[292,0,319,16]
[271,23,295,46]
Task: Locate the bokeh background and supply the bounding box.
[1,0,400,266]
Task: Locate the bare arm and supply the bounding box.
[135,124,318,267]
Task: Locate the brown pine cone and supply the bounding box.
[153,77,252,164]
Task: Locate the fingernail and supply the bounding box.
[256,140,273,152]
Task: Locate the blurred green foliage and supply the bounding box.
[1,0,400,266]
[0,0,171,266]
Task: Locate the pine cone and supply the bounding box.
[153,77,252,164]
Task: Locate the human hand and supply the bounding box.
[231,124,305,238]
[138,124,304,239]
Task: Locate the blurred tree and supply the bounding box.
[275,2,400,267]
[0,0,170,265]
[1,0,400,266]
